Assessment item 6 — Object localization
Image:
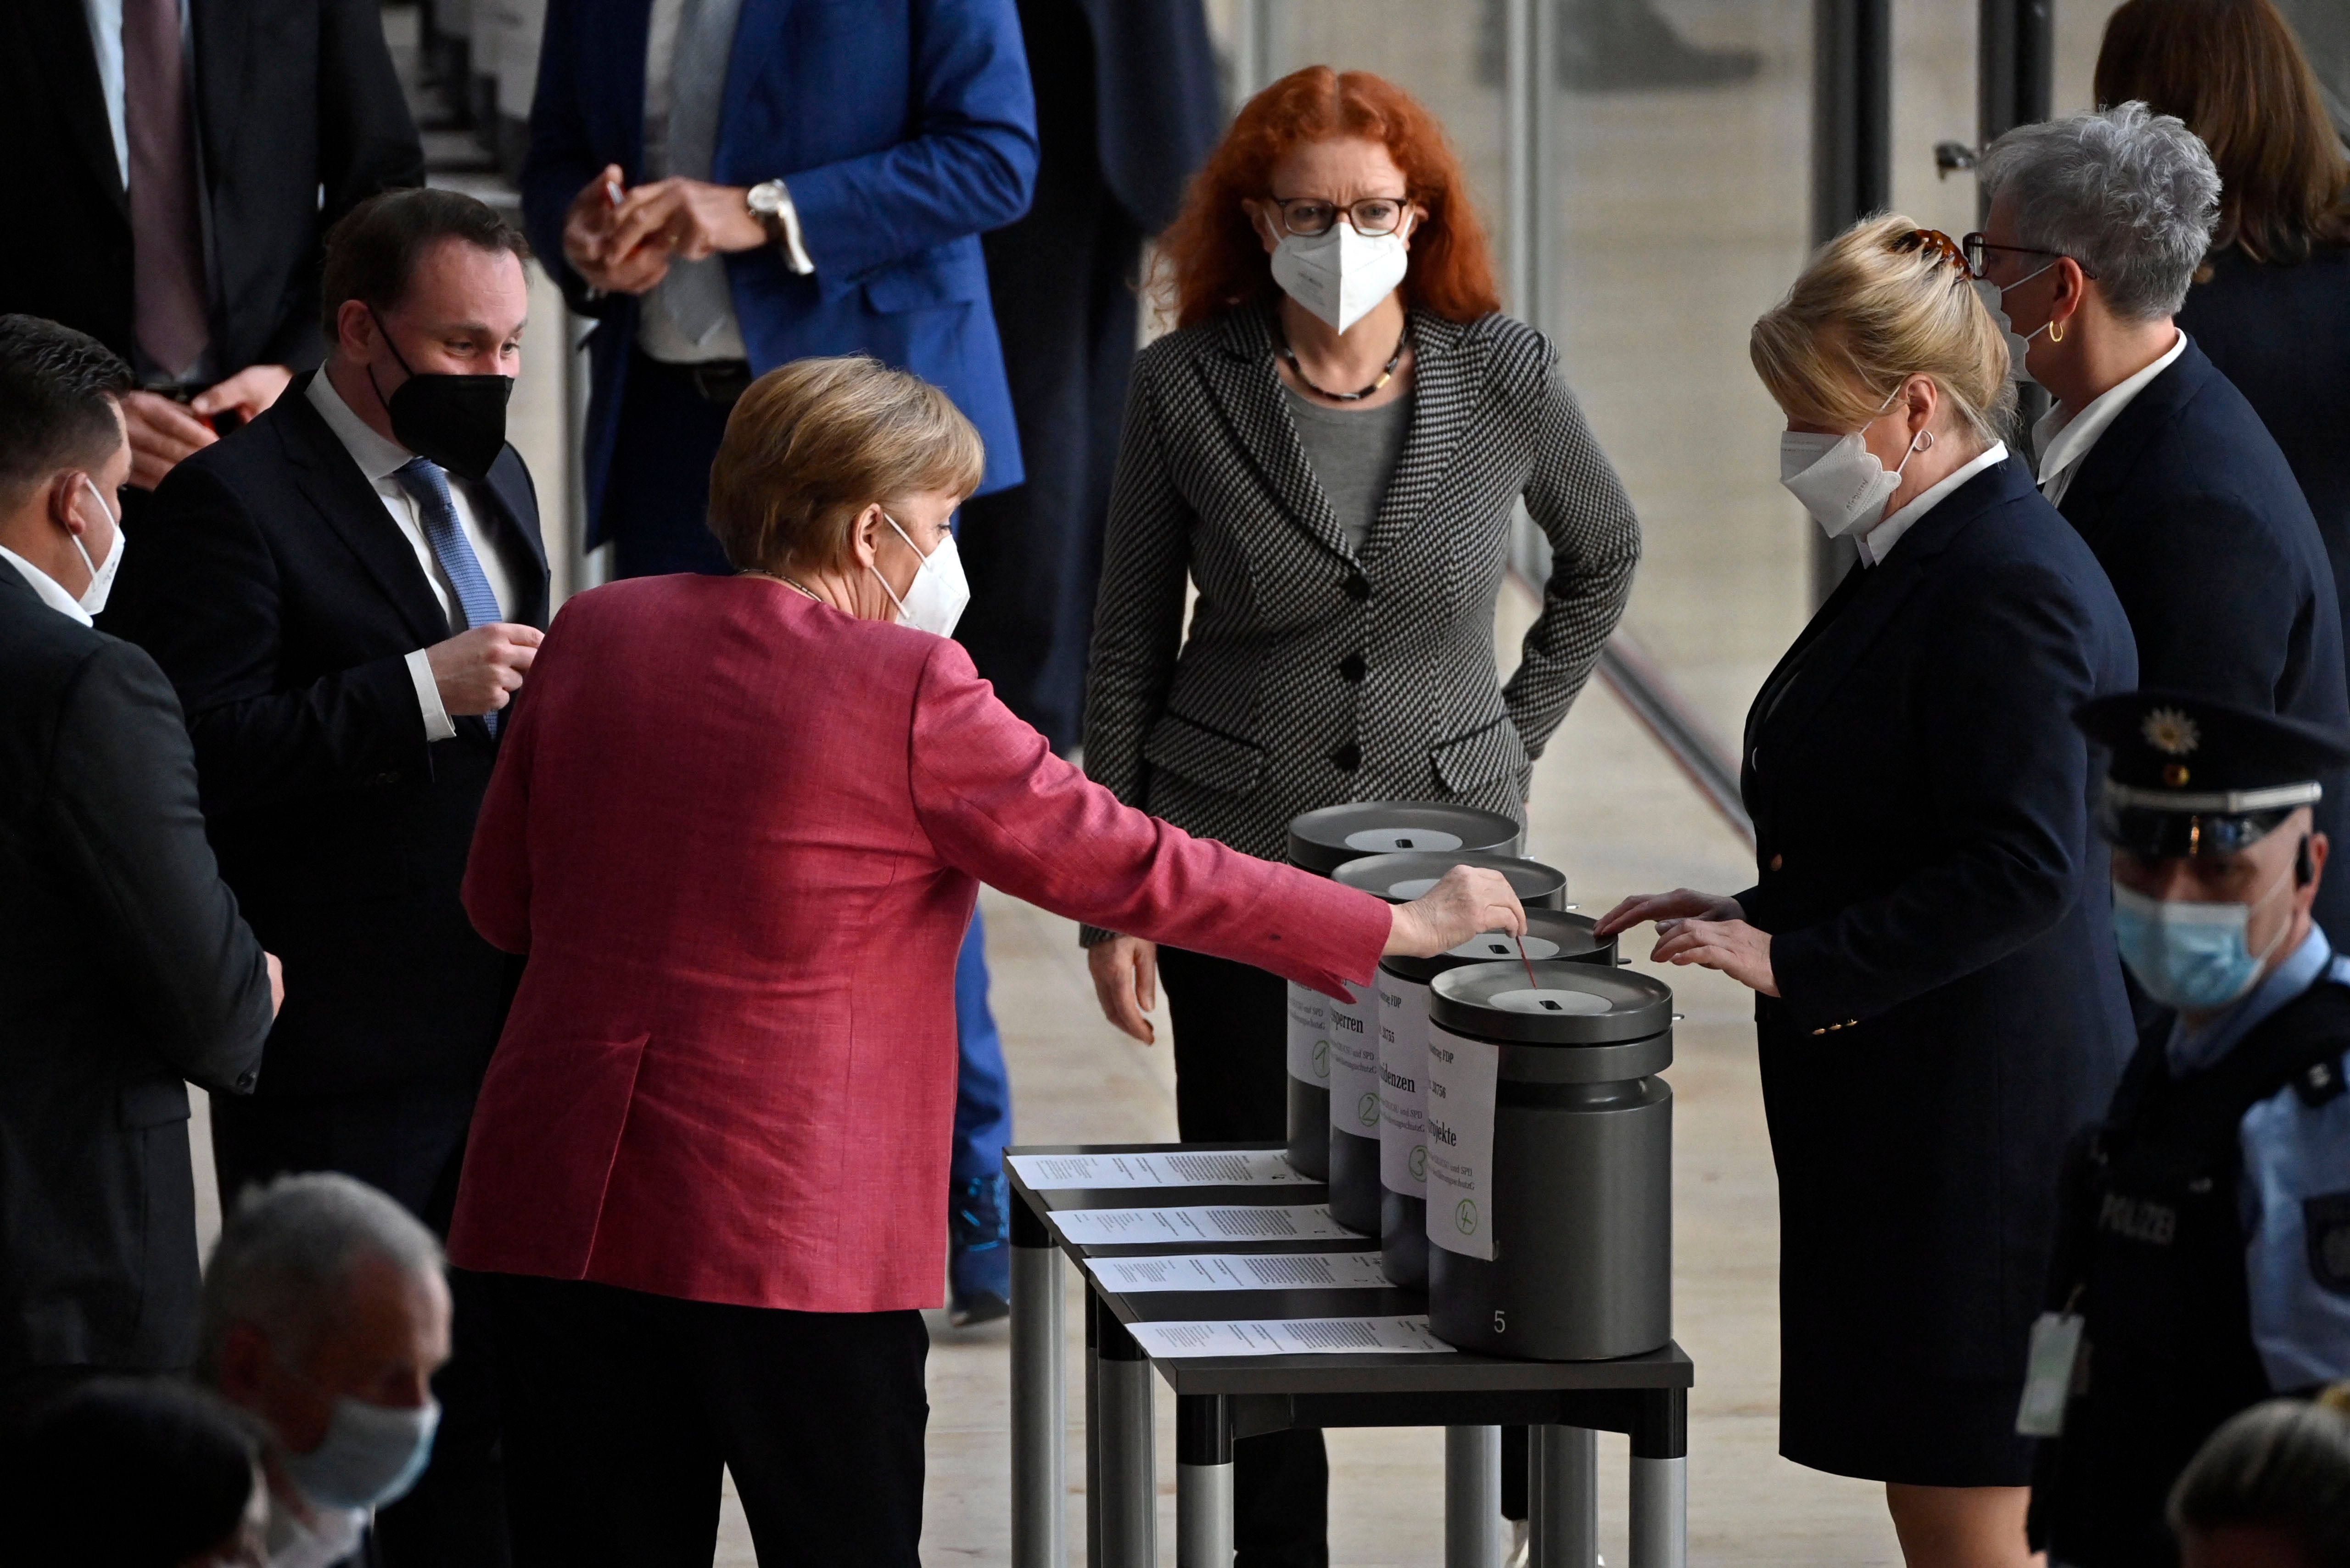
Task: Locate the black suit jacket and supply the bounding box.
[103,374,548,1097]
[0,570,272,1375]
[1739,457,2138,1383]
[0,0,422,375]
[2054,336,2350,943]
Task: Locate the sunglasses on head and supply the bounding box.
[1889,227,1978,280]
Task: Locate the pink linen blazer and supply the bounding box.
[446,574,1389,1312]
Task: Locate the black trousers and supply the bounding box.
[954,0,1141,754]
[1157,946,1329,1568]
[488,1273,929,1568]
[602,353,737,581]
[210,1083,508,1568]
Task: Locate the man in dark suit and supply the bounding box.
[522,0,1038,579]
[103,189,549,1568]
[0,0,422,493]
[954,0,1222,754]
[0,314,277,1415]
[1980,103,2350,947]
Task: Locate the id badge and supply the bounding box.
[2014,1312,2085,1437]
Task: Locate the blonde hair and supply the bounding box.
[707,355,986,573]
[1751,213,2015,443]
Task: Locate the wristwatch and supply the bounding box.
[746,180,815,275]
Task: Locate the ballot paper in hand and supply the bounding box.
[1125,1316,1455,1358]
[1086,1251,1391,1294]
[1006,1149,1312,1191]
[1048,1204,1353,1248]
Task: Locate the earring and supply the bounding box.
[2049,319,2065,344]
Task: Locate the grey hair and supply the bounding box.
[1978,101,2221,321]
[197,1171,443,1378]
[2168,1391,2350,1558]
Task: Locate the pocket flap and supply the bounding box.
[1143,712,1269,796]
[861,256,985,314]
[1429,716,1528,793]
[119,1079,191,1129]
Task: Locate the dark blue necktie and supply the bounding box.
[394,456,505,735]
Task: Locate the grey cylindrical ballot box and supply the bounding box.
[1281,804,1521,1181]
[1323,852,1571,1238]
[1371,909,1616,1286]
[1424,961,1673,1360]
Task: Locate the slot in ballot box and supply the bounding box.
[1004,1142,1693,1568]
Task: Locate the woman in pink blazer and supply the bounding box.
[447,357,1520,1566]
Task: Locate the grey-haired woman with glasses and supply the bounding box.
[1075,64,1639,1568]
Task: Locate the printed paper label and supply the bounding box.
[1378,975,1431,1194]
[1007,1149,1311,1191]
[1124,1315,1455,1358]
[1085,1251,1389,1294]
[1424,1024,1501,1260]
[1287,982,1332,1086]
[1326,981,1382,1134]
[1048,1203,1353,1249]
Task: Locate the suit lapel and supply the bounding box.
[720,0,788,166]
[272,375,453,650]
[37,0,128,217]
[1362,314,1471,562]
[1197,308,1353,564]
[480,449,551,629]
[2053,338,2206,549]
[190,0,253,186]
[597,0,659,173]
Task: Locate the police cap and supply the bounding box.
[2074,689,2350,859]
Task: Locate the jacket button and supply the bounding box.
[1768,853,1784,871]
[1344,574,1371,601]
[1329,741,1362,772]
[1338,653,1367,683]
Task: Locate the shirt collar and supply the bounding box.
[1858,441,2008,567]
[0,543,94,626]
[306,365,415,483]
[2033,328,2187,493]
[2168,923,2333,1077]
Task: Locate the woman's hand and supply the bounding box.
[1088,936,1161,1045]
[1384,866,1526,957]
[1649,916,1779,996]
[1593,888,1744,938]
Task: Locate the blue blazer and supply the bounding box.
[523,0,1040,538]
[2053,336,2350,945]
[1739,457,2138,1389]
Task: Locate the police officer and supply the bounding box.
[2030,690,2350,1568]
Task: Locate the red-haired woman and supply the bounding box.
[1077,66,1641,1560]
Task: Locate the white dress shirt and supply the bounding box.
[305,372,515,743]
[633,0,812,364]
[2033,328,2188,506]
[1,544,95,626]
[1858,440,2010,567]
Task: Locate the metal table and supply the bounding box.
[1008,1142,1693,1568]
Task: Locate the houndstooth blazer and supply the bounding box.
[1079,304,1640,943]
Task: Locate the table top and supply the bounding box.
[1007,1142,1693,1397]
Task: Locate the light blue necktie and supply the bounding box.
[394,457,506,736]
[659,0,746,344]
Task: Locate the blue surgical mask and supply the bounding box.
[2109,872,2294,1014]
[278,1395,440,1512]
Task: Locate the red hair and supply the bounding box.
[1153,67,1504,330]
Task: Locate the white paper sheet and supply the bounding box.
[1047,1204,1353,1248]
[1006,1149,1312,1191]
[1125,1316,1455,1358]
[1085,1251,1391,1294]
[1287,981,1333,1087]
[1377,973,1430,1196]
[1326,980,1382,1135]
[1425,1025,1501,1261]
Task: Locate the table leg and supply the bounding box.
[1097,1302,1157,1568]
[1530,1424,1598,1568]
[1444,1425,1502,1568]
[1175,1394,1232,1568]
[1628,1389,1688,1568]
[1011,1199,1066,1568]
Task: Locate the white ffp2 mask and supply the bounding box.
[1971,267,2056,387]
[1268,219,1412,334]
[72,476,125,615]
[871,513,970,638]
[1780,424,1925,540]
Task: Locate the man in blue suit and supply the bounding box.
[1980,103,2350,950]
[522,0,1037,579]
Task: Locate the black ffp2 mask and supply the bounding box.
[367,311,514,482]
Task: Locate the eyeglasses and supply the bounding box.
[1890,227,1976,279]
[1960,232,2093,279]
[1268,195,1412,238]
